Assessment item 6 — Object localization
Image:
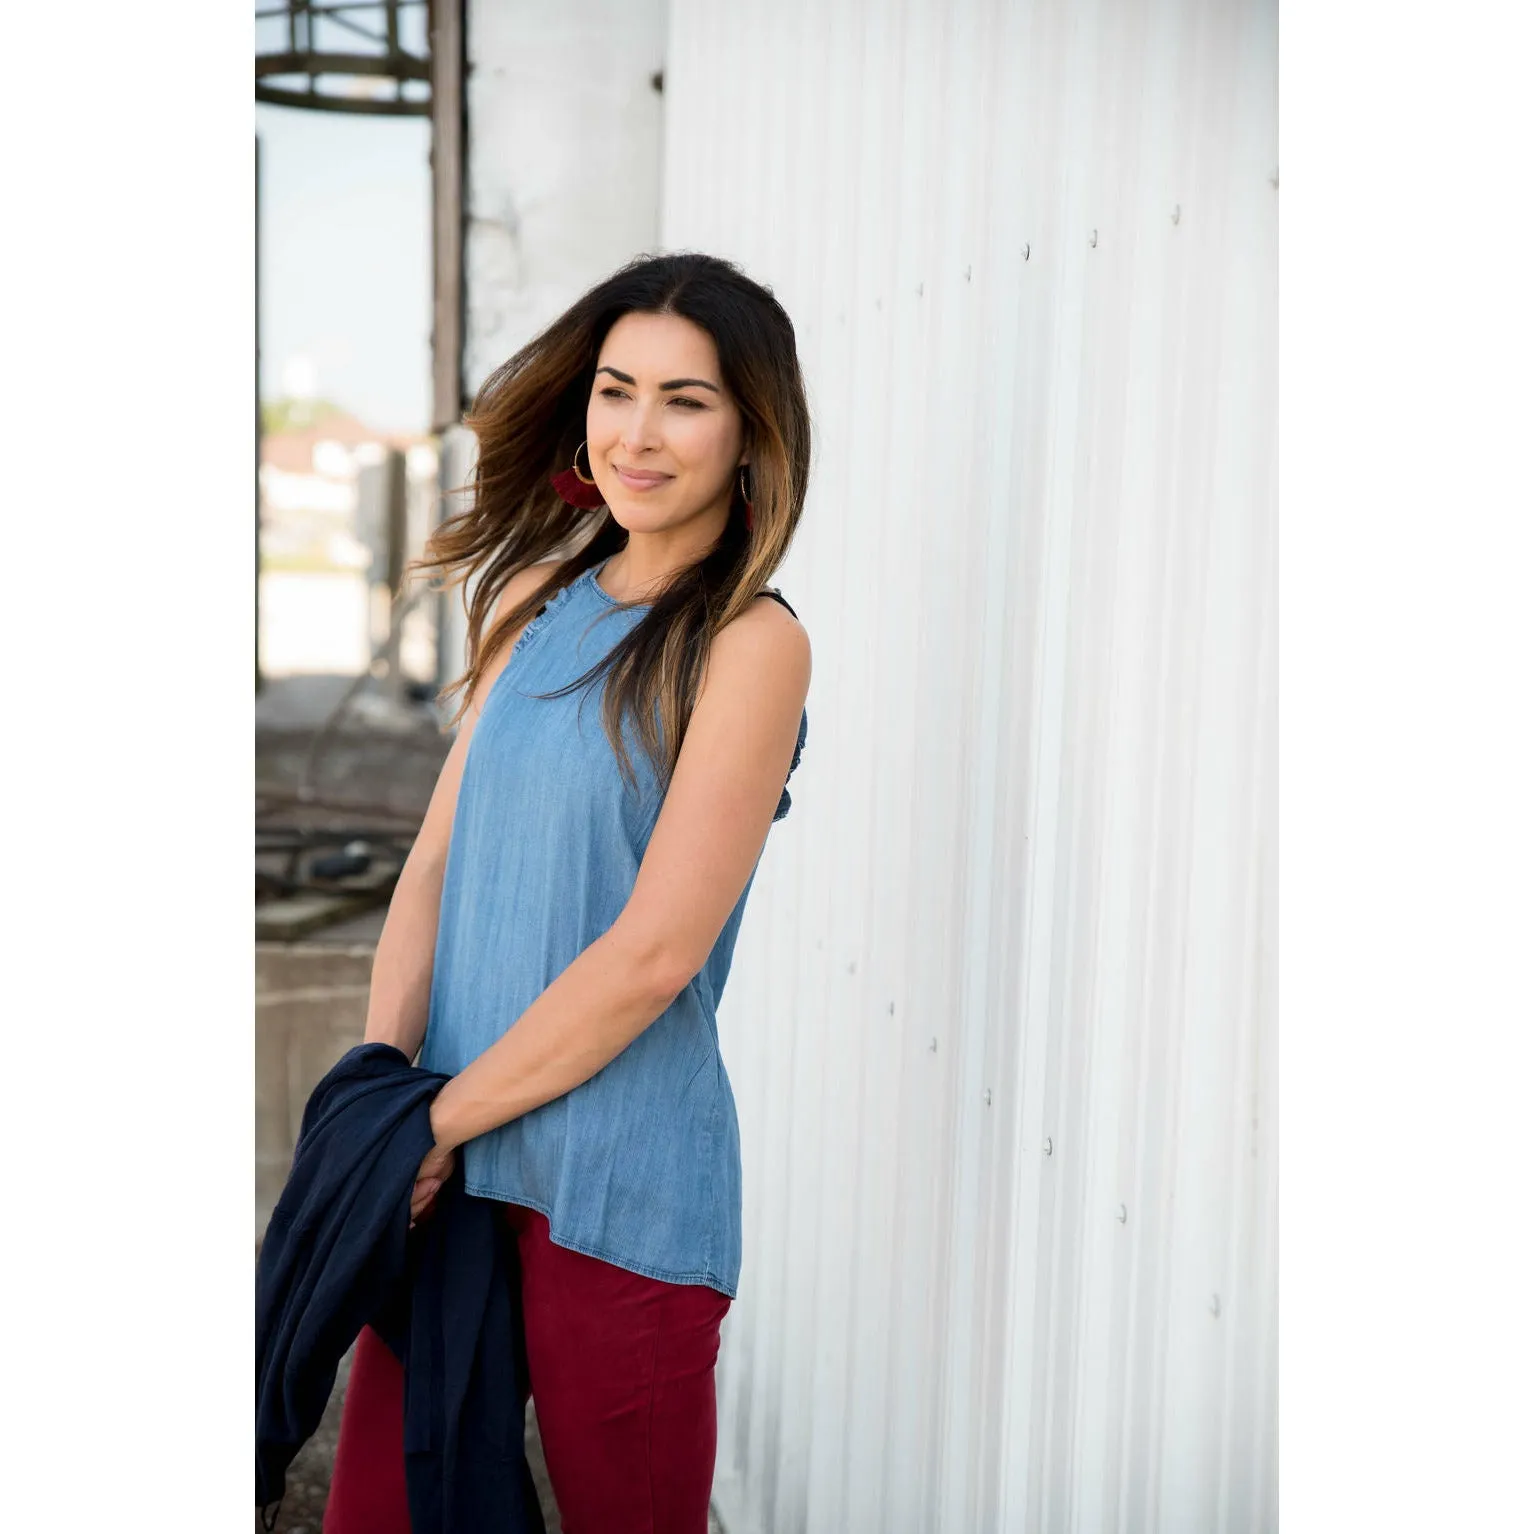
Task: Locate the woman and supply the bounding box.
[323,251,813,1534]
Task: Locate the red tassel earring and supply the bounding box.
[550,439,607,508]
[739,463,754,534]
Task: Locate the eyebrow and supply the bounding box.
[596,366,721,395]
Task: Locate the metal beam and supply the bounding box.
[257,0,424,17]
[255,82,430,115]
[428,0,465,432]
[256,49,429,81]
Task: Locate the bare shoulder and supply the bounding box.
[701,590,812,702]
[464,559,566,713]
[490,557,566,625]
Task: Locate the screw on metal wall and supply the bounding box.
[983,1088,992,1106]
[1116,1203,1128,1223]
[1089,229,1098,248]
[1042,1136,1053,1156]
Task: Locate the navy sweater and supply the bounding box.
[255,1043,543,1532]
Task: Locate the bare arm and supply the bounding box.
[360,724,471,1061]
[427,596,812,1152]
[362,560,564,1061]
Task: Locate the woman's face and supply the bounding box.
[587,311,747,534]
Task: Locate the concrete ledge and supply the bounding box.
[256,942,375,1241]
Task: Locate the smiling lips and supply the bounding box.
[613,464,673,487]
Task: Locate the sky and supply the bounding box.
[256,98,432,434]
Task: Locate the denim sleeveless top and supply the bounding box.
[419,557,807,1299]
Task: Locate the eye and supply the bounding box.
[598,387,705,409]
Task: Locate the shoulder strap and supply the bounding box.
[756,587,799,620]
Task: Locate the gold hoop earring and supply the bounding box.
[550,439,607,507]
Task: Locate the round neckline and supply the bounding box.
[591,557,655,611]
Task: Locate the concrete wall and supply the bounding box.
[434,0,670,687]
[462,0,668,398]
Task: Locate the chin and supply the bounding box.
[603,501,650,531]
[608,487,668,515]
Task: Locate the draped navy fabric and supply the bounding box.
[255,1043,542,1533]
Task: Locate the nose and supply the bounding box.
[619,398,664,456]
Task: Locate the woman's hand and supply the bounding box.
[409,1142,456,1225]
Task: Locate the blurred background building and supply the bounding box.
[255,3,1278,1532]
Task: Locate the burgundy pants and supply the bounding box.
[324,1201,732,1534]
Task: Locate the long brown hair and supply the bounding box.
[411,251,812,796]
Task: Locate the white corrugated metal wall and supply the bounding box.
[660,3,1277,1531]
